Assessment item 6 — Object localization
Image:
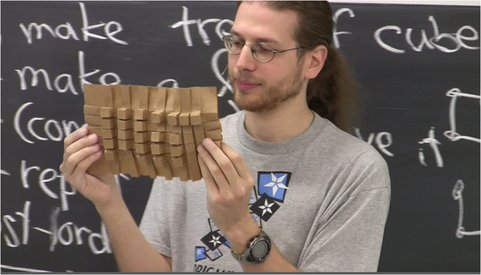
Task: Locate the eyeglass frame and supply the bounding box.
[223,34,305,63]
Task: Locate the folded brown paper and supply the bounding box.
[83,84,222,181]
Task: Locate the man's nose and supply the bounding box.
[234,45,256,72]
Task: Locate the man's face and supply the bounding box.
[228,2,307,113]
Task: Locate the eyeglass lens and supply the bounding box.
[224,35,275,63]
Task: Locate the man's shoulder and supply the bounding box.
[320,120,388,170]
[220,111,242,126]
[316,121,390,191]
[219,111,243,138]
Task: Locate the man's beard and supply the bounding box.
[228,67,304,113]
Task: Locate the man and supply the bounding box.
[60,1,390,272]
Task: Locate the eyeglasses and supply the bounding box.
[223,34,304,63]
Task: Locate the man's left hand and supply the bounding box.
[197,138,260,253]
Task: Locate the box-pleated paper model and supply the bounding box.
[83,84,222,181]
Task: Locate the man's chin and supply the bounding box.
[233,98,274,113]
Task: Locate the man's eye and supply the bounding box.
[232,40,243,47]
[229,37,243,46]
[256,45,272,54]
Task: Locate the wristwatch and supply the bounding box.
[231,230,272,263]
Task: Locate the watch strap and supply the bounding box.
[231,229,271,263]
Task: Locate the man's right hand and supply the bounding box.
[60,125,172,272]
[60,125,118,209]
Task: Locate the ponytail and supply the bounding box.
[261,1,360,133]
[307,46,360,133]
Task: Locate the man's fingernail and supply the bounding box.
[88,134,98,142]
[202,138,214,146]
[79,127,87,136]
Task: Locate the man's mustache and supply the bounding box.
[227,69,261,84]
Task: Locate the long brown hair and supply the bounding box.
[240,1,360,133]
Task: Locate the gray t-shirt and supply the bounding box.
[139,111,390,272]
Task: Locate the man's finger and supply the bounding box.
[221,142,251,180]
[197,143,230,192]
[201,138,239,182]
[71,150,103,177]
[64,125,88,150]
[197,154,219,195]
[63,134,99,165]
[62,144,100,177]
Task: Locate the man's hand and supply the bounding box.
[197,138,260,254]
[60,126,118,209]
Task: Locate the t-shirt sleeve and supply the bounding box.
[139,178,172,258]
[298,150,391,272]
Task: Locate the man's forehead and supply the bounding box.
[229,29,281,44]
[231,2,298,44]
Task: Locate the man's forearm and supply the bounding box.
[97,196,171,272]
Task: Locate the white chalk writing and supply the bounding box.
[333,8,355,48]
[452,180,481,238]
[444,88,481,143]
[19,3,127,45]
[170,6,232,47]
[15,51,122,95]
[374,16,479,53]
[14,102,81,144]
[418,127,444,167]
[354,128,394,157]
[21,160,76,211]
[0,264,52,272]
[1,202,111,254]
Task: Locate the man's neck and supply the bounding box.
[243,103,314,143]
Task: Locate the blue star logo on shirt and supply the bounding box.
[195,246,206,262]
[257,171,291,202]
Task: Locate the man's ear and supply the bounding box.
[303,45,328,80]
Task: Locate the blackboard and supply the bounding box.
[1,1,479,272]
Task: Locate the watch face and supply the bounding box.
[251,240,269,260]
